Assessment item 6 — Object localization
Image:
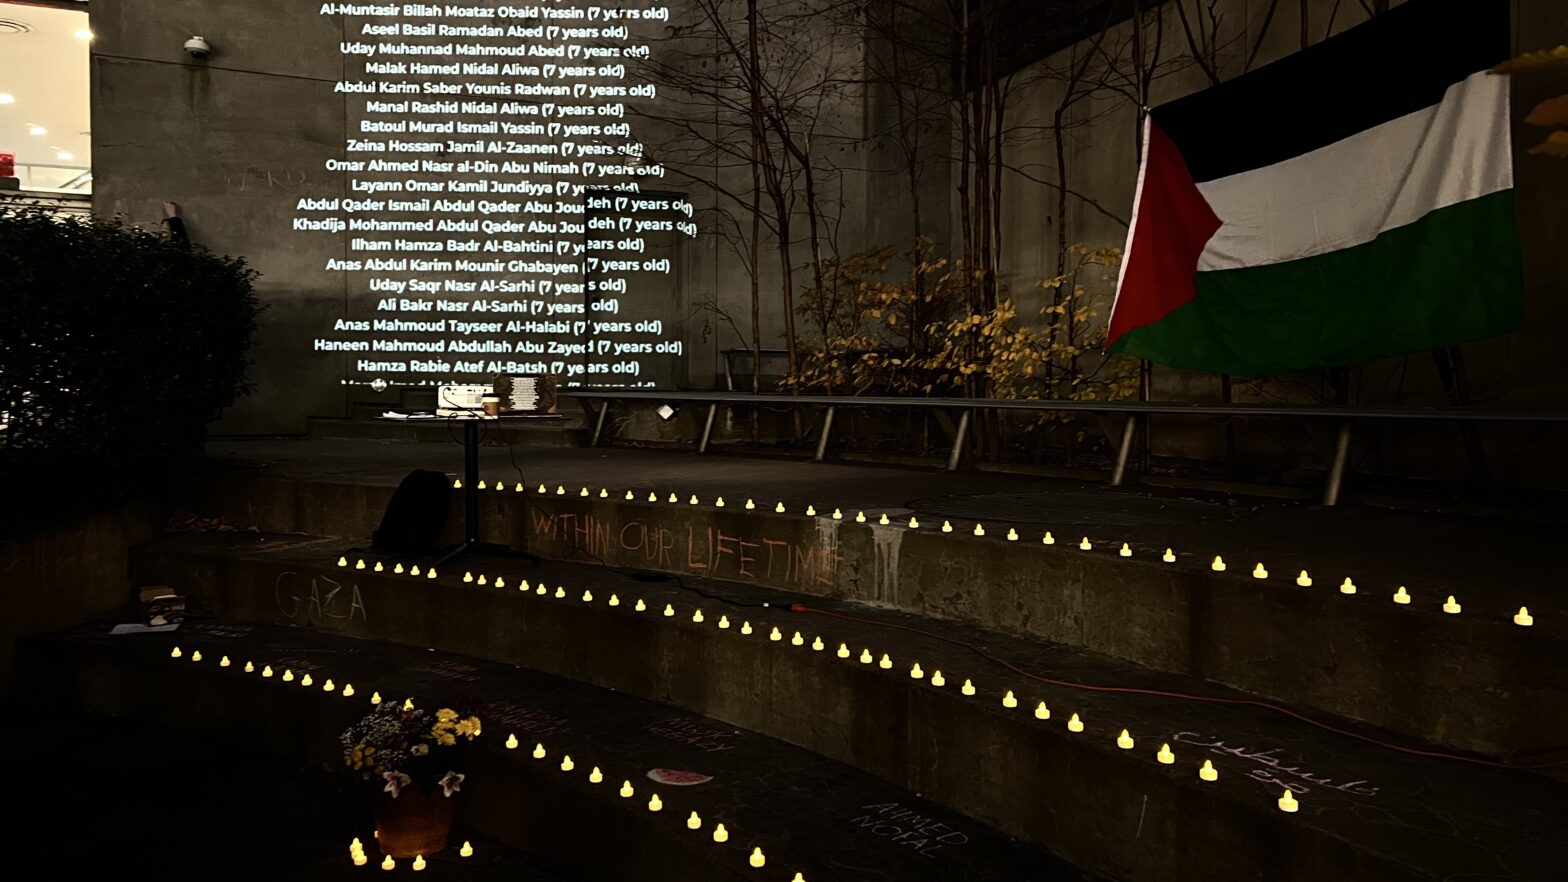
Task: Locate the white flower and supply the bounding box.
[438,771,465,797]
[382,771,411,798]
[410,743,429,756]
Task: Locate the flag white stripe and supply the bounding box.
[1195,71,1512,273]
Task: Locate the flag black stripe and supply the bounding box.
[1153,0,1511,184]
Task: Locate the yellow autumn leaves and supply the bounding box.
[1492,44,1568,158]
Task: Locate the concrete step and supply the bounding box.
[132,532,1568,882]
[174,448,1568,759]
[18,618,1095,882]
[306,416,587,447]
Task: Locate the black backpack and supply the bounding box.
[371,470,452,555]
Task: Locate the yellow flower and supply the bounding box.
[455,717,482,738]
[435,731,456,746]
[436,708,458,722]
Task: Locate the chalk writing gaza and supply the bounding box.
[529,510,841,588]
[1172,732,1380,798]
[274,571,369,626]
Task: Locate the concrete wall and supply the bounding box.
[90,1,1568,468]
[986,0,1568,483]
[89,0,878,429]
[91,1,350,434]
[0,499,162,690]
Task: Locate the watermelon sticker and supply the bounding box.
[646,768,712,787]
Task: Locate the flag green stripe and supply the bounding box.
[1109,190,1522,378]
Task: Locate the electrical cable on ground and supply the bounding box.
[788,603,1568,771]
[481,438,1565,772]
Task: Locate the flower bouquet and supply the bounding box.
[340,701,482,857]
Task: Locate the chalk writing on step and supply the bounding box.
[274,570,368,626]
[847,803,970,858]
[1172,732,1380,797]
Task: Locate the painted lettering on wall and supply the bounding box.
[528,509,841,588]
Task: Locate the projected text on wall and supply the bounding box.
[304,1,690,388]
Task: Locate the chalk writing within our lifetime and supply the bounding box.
[1172,732,1380,797]
[847,803,970,858]
[529,509,841,588]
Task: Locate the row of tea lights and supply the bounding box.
[165,643,808,874]
[347,837,472,870]
[324,556,1314,814]
[502,736,803,876]
[447,480,1538,628]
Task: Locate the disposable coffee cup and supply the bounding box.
[481,394,501,417]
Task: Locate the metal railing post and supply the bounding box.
[813,405,836,462]
[1322,421,1353,506]
[697,403,718,453]
[946,409,972,471]
[590,401,611,447]
[1110,414,1138,486]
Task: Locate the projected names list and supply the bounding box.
[304,1,691,386]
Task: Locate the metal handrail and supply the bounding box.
[566,389,1568,422]
[565,389,1568,505]
[720,348,792,392]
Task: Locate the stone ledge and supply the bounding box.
[18,620,1083,882]
[172,471,1567,757]
[133,532,1568,882]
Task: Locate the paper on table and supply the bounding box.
[110,623,180,635]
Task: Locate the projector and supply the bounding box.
[435,384,491,417]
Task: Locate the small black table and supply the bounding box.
[377,413,543,567]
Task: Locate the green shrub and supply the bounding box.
[0,206,261,458]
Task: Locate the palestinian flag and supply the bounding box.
[1107,0,1521,378]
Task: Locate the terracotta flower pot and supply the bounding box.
[373,786,455,858]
